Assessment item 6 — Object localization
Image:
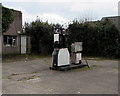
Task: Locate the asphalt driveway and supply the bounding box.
[2,57,118,94]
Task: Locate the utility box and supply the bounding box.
[71,42,82,53]
[71,53,82,64]
[71,42,82,64]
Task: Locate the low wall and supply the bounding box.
[2,46,20,54]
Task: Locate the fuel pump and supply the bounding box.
[50,25,89,71]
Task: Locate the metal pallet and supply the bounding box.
[50,58,90,71]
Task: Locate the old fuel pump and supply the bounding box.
[50,25,89,71]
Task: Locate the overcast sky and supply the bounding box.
[1,0,119,25]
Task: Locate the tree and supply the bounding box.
[25,17,120,58]
[25,19,53,54]
[2,6,14,33]
[68,18,120,58]
[99,18,120,57]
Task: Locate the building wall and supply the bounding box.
[101,16,120,30]
[2,36,21,54]
[2,10,22,54]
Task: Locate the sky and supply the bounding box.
[1,0,119,26]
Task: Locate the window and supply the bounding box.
[4,35,17,46]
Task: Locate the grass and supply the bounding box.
[2,54,51,63]
[84,56,120,60]
[2,54,119,63]
[11,71,38,76]
[70,64,106,72]
[17,75,36,81]
[90,65,105,68]
[17,75,40,81]
[70,66,91,71]
[11,73,20,76]
[30,71,37,74]
[3,71,39,81]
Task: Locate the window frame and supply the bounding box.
[3,35,18,47]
